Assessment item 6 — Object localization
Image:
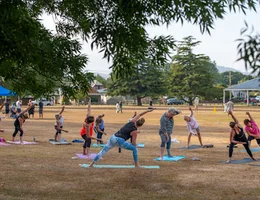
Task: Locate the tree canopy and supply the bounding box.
[0,0,259,96]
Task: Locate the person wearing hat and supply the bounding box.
[12,104,34,143]
[159,107,181,160]
[94,114,107,144]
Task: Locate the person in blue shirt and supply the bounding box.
[94,114,107,144]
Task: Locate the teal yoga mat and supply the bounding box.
[49,141,71,145]
[221,158,258,164]
[80,164,160,169]
[154,155,186,161]
[92,143,106,148]
[241,147,260,153]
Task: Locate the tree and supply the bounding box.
[0,1,94,97]
[0,0,259,95]
[107,60,167,106]
[168,36,217,105]
[237,22,260,75]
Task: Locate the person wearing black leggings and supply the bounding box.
[227,111,256,163]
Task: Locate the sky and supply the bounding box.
[41,8,260,75]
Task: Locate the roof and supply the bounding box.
[91,80,103,87]
[88,87,101,95]
[225,77,260,91]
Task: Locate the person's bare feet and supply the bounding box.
[252,157,256,161]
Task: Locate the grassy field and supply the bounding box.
[0,105,260,200]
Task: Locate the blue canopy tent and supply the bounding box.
[0,86,16,96]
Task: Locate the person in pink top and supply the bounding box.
[244,112,260,147]
[184,107,203,148]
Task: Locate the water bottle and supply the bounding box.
[33,136,36,142]
[118,147,121,153]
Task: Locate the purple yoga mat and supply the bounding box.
[6,141,38,145]
[0,142,11,146]
[76,153,98,159]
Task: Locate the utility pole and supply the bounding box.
[229,71,232,100]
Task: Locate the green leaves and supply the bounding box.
[236,21,260,75]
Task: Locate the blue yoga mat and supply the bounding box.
[179,145,202,150]
[154,155,186,161]
[92,143,106,148]
[80,164,160,169]
[241,147,260,153]
[137,143,145,148]
[221,158,258,164]
[49,141,71,145]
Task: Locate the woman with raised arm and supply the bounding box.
[12,104,33,143]
[80,97,102,156]
[54,106,68,142]
[184,107,203,148]
[89,108,155,168]
[244,112,260,147]
[227,111,256,163]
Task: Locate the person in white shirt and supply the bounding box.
[184,107,203,148]
[194,97,199,111]
[16,100,22,114]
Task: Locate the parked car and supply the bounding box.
[167,98,184,105]
[32,98,54,106]
[243,97,259,103]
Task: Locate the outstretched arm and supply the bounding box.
[228,111,239,124]
[21,104,33,115]
[246,112,254,122]
[59,106,65,115]
[189,107,193,117]
[86,97,91,117]
[131,108,155,122]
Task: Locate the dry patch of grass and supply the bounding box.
[1,106,260,200]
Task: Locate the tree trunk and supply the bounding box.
[137,97,142,106]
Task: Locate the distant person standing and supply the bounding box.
[16,100,22,114]
[226,100,234,116]
[39,100,43,119]
[28,99,35,119]
[194,97,199,111]
[149,100,153,108]
[4,100,10,118]
[116,102,120,113]
[119,101,123,113]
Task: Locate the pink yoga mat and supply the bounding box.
[6,141,38,145]
[76,153,98,159]
[0,142,11,146]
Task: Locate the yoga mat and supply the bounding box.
[137,143,145,148]
[179,145,202,150]
[92,143,106,148]
[6,141,38,145]
[241,147,260,153]
[72,139,84,143]
[76,153,98,159]
[220,158,258,164]
[49,141,71,145]
[249,163,260,166]
[154,155,186,161]
[80,164,160,169]
[0,142,11,146]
